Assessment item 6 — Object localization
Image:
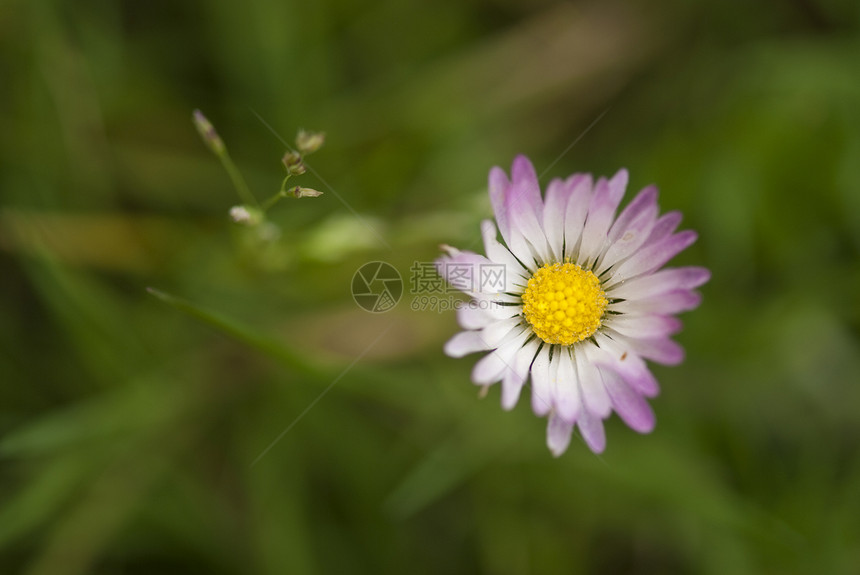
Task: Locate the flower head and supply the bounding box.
[287,186,323,198]
[282,151,307,175]
[229,205,262,225]
[192,109,225,155]
[295,130,326,155]
[437,155,709,456]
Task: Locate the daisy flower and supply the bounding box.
[437,155,709,456]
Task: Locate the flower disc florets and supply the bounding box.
[521,263,607,345]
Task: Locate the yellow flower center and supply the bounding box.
[521,263,608,346]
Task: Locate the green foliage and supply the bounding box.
[2,0,860,573]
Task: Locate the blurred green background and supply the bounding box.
[2,0,860,573]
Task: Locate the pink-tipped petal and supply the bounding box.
[510,155,544,219]
[610,168,629,195]
[592,334,660,397]
[608,266,711,299]
[596,198,659,274]
[608,184,658,242]
[547,412,574,457]
[562,175,594,259]
[489,166,512,243]
[602,369,656,433]
[642,210,683,247]
[608,230,698,284]
[624,336,685,365]
[577,171,627,265]
[577,408,607,453]
[604,315,683,339]
[610,289,702,316]
[495,157,546,267]
[576,346,613,417]
[435,251,491,294]
[501,367,525,412]
[618,358,660,397]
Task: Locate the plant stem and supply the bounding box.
[260,175,293,211]
[219,150,258,208]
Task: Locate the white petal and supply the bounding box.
[469,291,520,304]
[470,327,529,385]
[530,346,553,416]
[502,339,539,410]
[444,331,491,358]
[553,348,580,423]
[480,317,521,346]
[547,347,561,404]
[472,299,521,321]
[480,220,528,286]
[506,202,546,268]
[576,344,612,417]
[471,352,507,386]
[505,226,535,270]
[456,305,495,330]
[547,412,574,457]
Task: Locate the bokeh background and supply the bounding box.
[3,0,860,573]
